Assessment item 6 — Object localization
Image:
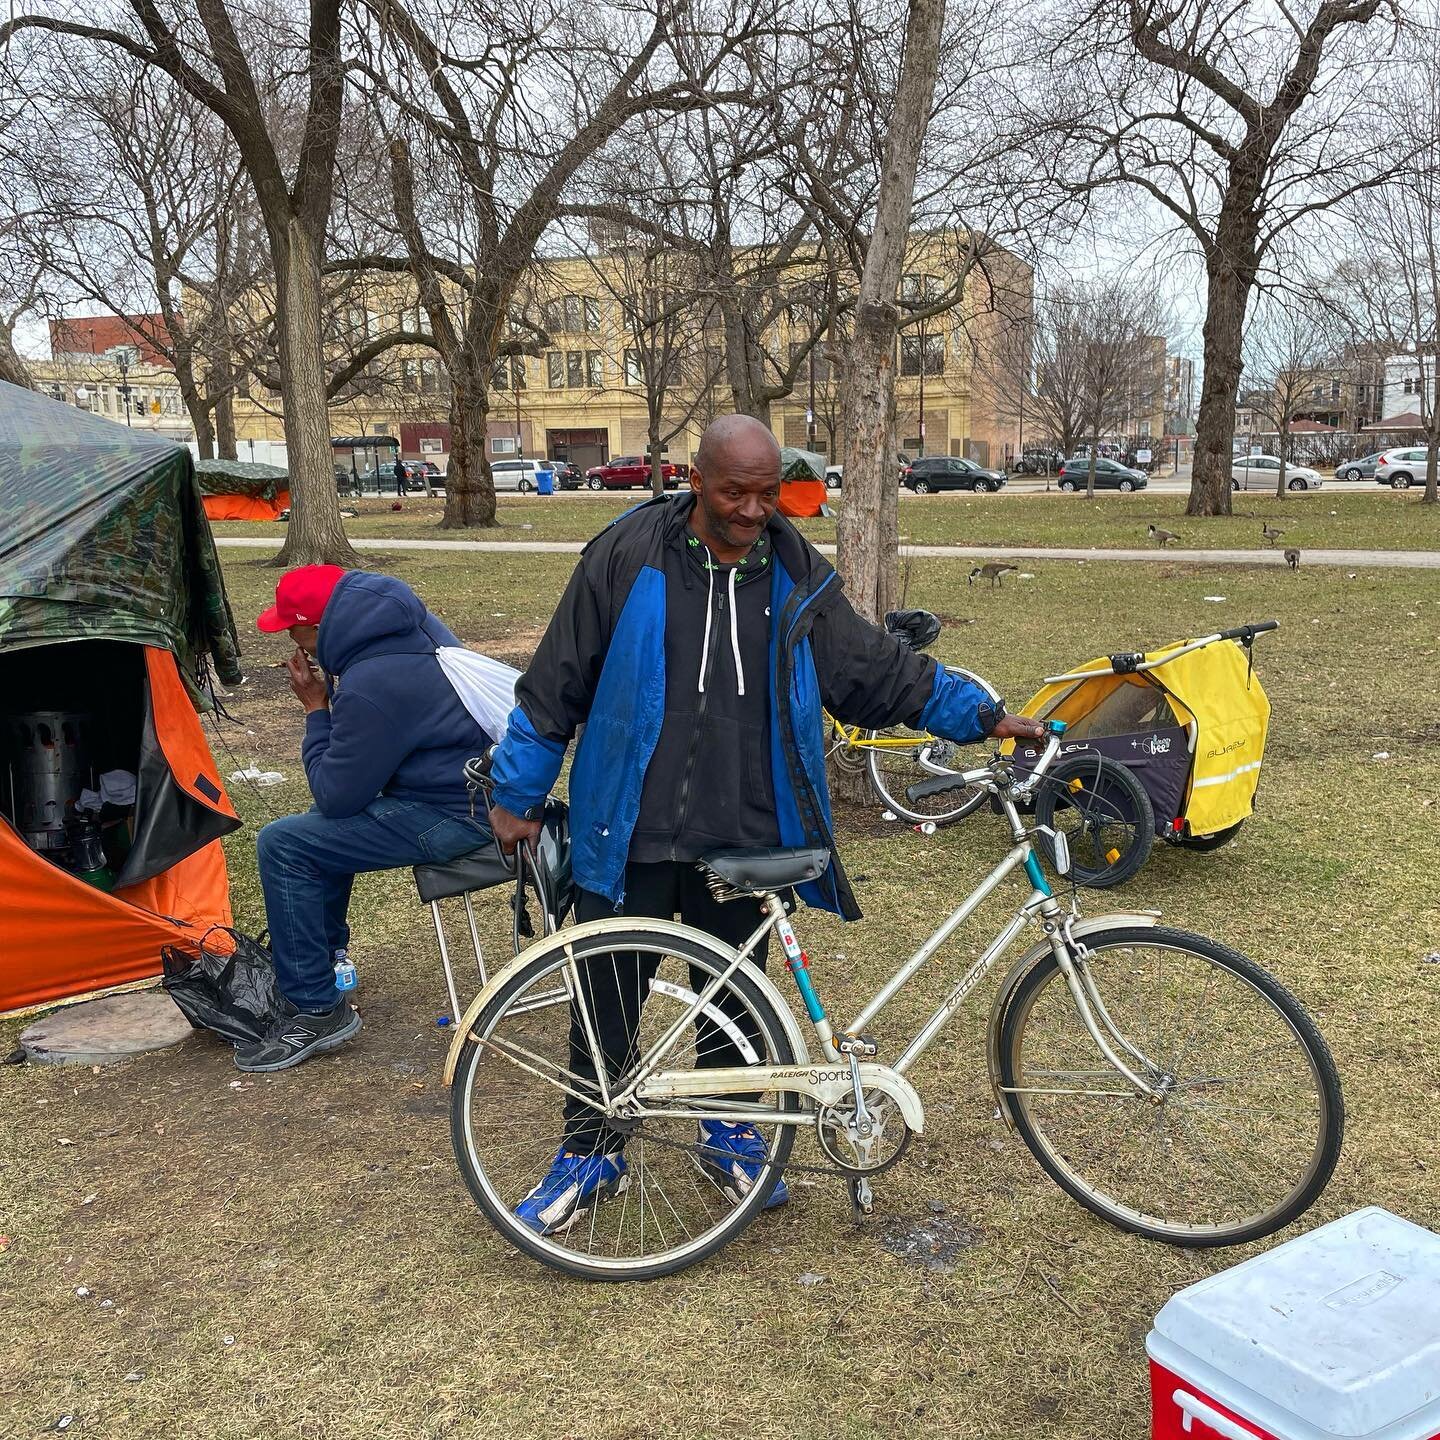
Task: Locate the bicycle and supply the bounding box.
[446,723,1343,1280]
[823,607,1003,827]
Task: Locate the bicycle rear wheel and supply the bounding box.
[450,928,799,1280]
[865,664,1000,825]
[998,925,1342,1246]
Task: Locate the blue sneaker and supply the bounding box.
[695,1119,788,1208]
[515,1148,629,1235]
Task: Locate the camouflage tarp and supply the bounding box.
[0,381,242,685]
[194,458,287,501]
[779,446,827,482]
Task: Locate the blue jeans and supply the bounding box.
[256,797,492,1011]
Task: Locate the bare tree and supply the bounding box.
[835,0,947,625]
[1241,298,1350,497]
[342,0,773,528]
[2,0,362,565]
[1328,30,1440,504]
[1044,0,1402,516]
[1027,277,1168,495]
[577,226,722,496]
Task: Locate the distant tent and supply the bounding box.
[777,447,829,518]
[196,458,290,521]
[0,381,244,1013]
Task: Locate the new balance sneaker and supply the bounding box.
[515,1148,629,1235]
[695,1119,788,1208]
[234,1000,362,1073]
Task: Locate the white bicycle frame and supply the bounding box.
[604,731,1167,1133]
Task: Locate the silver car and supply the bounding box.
[489,457,556,492]
[1230,456,1323,491]
[1335,451,1383,481]
[1373,446,1432,489]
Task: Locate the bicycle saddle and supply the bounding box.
[698,846,830,893]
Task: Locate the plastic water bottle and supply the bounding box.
[333,948,357,993]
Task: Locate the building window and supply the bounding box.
[372,423,391,435]
[899,334,945,377]
[491,436,517,455]
[547,352,564,389]
[491,357,525,391]
[544,294,601,335]
[586,350,603,388]
[567,350,584,389]
[624,349,643,386]
[899,272,944,305]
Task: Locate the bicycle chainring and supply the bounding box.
[815,1094,913,1175]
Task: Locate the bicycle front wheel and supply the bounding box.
[998,926,1342,1247]
[865,664,1000,825]
[451,928,799,1280]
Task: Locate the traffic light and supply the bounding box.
[133,394,146,417]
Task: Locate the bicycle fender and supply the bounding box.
[441,917,813,1087]
[985,911,1160,1131]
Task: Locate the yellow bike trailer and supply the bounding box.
[1009,621,1276,855]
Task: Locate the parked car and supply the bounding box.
[1012,448,1061,474]
[584,455,684,490]
[490,457,559,492]
[1230,456,1323,492]
[549,460,585,490]
[903,456,1008,493]
[823,455,910,489]
[1335,451,1384,481]
[1056,457,1148,491]
[1374,447,1432,489]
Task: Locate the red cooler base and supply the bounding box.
[1151,1361,1275,1440]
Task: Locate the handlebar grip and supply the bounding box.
[463,745,498,789]
[1218,620,1279,641]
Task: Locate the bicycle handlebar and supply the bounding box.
[1043,620,1280,685]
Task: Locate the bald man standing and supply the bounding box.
[486,415,1046,1236]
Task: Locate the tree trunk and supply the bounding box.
[649,413,665,498]
[1086,431,1099,500]
[273,224,359,567]
[443,373,499,528]
[1425,369,1439,505]
[1187,250,1252,518]
[0,326,32,388]
[836,0,945,626]
[213,347,239,460]
[1275,420,1290,499]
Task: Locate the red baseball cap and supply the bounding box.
[256,565,347,633]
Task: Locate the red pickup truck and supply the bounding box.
[583,455,688,490]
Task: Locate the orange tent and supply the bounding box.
[1,383,244,1013]
[202,490,290,522]
[777,446,830,518]
[195,458,289,522]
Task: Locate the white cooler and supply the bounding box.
[1148,1208,1440,1440]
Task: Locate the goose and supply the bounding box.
[968,562,1018,588]
[1261,522,1284,546]
[1284,547,1300,570]
[1147,524,1180,546]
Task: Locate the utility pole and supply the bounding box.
[513,361,524,460]
[118,353,133,427]
[807,345,816,450]
[917,315,926,457]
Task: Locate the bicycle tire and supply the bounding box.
[1177,820,1245,852]
[864,664,1001,826]
[450,928,799,1280]
[1033,752,1154,887]
[997,925,1343,1247]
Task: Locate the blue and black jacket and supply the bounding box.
[490,495,993,919]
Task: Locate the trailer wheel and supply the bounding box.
[1177,820,1246,852]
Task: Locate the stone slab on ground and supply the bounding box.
[20,990,196,1066]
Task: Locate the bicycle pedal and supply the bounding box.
[836,1031,878,1058]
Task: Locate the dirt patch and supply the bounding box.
[876,1210,984,1273]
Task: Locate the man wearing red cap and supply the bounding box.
[241,566,493,1072]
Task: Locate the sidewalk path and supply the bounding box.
[214,536,1440,569]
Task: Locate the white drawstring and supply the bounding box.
[728,566,745,696]
[698,553,715,693]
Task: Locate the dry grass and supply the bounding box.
[209,487,1440,554]
[3,545,1439,1440]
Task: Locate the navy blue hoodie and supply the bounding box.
[303,572,490,818]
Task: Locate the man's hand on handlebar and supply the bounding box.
[991,714,1048,744]
[490,803,543,856]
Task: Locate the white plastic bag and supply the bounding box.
[435,647,520,741]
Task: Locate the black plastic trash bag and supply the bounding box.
[161,927,285,1046]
